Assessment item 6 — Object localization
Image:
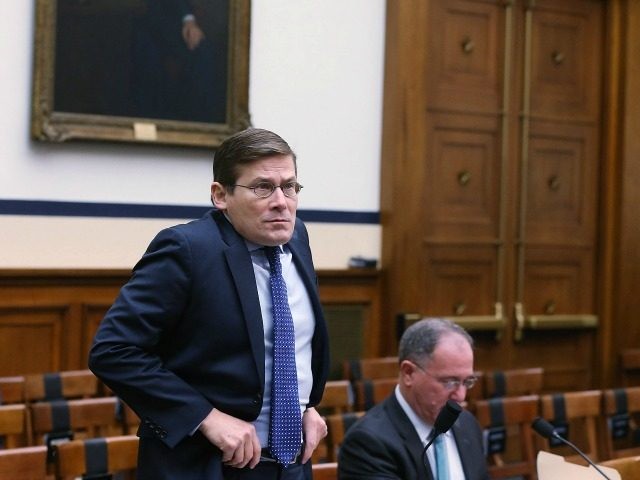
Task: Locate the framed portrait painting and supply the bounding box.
[31,0,251,148]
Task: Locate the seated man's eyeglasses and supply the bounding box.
[234,181,304,198]
[412,361,478,391]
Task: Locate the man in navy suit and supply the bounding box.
[89,128,329,479]
[338,318,489,480]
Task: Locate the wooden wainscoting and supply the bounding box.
[0,270,126,375]
[318,270,382,379]
[0,269,381,376]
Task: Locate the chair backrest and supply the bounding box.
[117,399,140,436]
[343,357,398,382]
[24,370,99,403]
[325,411,365,462]
[538,390,603,463]
[599,455,640,479]
[621,349,640,386]
[317,380,354,415]
[30,397,124,448]
[473,395,539,479]
[0,445,48,479]
[483,368,544,398]
[0,376,26,405]
[54,435,139,480]
[312,461,338,480]
[601,386,640,459]
[0,404,31,448]
[353,378,397,411]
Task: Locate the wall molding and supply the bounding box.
[0,199,379,224]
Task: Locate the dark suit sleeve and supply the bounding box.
[338,425,408,480]
[88,227,213,448]
[456,411,491,480]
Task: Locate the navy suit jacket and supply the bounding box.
[89,210,329,479]
[338,394,489,480]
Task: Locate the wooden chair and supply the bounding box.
[343,357,398,382]
[537,390,603,464]
[352,378,396,411]
[24,370,99,403]
[312,461,338,480]
[313,381,355,463]
[117,399,141,435]
[0,404,31,448]
[602,387,640,459]
[317,380,354,415]
[483,368,544,398]
[0,376,26,405]
[599,455,640,479]
[621,349,640,387]
[30,397,125,448]
[473,395,539,479]
[54,435,138,480]
[325,411,365,462]
[0,445,49,479]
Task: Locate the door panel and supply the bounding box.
[427,0,504,113]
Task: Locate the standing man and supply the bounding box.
[89,128,329,479]
[338,318,489,479]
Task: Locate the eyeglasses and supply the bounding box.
[412,362,478,391]
[233,181,303,198]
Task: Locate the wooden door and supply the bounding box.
[380,0,605,392]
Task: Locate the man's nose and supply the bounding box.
[449,385,467,402]
[269,186,288,205]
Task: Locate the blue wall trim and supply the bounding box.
[0,199,379,224]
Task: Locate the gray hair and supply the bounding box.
[398,318,473,366]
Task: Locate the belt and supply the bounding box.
[259,447,302,465]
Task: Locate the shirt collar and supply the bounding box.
[395,385,434,444]
[245,239,285,256]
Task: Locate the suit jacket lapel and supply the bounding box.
[216,213,266,387]
[286,237,318,307]
[385,394,435,480]
[452,413,477,479]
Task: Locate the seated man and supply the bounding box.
[338,318,489,479]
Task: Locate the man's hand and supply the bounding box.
[198,408,261,469]
[300,407,328,463]
[182,19,205,50]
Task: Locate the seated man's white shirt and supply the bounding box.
[395,386,466,479]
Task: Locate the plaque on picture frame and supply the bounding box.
[31,0,251,148]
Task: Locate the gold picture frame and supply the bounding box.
[31,0,251,148]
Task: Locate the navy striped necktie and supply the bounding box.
[265,246,302,466]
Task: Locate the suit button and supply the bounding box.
[160,430,167,438]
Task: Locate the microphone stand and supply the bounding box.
[422,431,439,480]
[549,433,611,480]
[532,417,611,480]
[422,400,462,479]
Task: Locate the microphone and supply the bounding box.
[531,417,611,480]
[422,400,462,472]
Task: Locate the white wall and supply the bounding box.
[0,1,385,269]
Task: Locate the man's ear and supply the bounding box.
[399,360,418,386]
[211,182,227,209]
